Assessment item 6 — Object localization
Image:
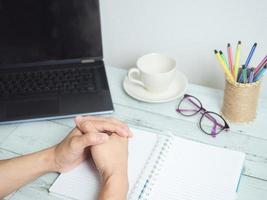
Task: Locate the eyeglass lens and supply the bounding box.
[200,112,226,136]
[177,95,202,116]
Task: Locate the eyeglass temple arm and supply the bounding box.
[203,112,225,129]
[211,124,217,137]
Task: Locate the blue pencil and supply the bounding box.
[237,68,243,83]
[244,43,257,68]
[248,68,255,83]
[254,65,267,82]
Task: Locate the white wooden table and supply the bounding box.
[1,66,267,200]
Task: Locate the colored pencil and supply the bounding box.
[214,50,235,82]
[227,43,234,76]
[234,41,242,80]
[244,43,257,68]
[248,68,255,83]
[237,68,242,82]
[219,50,229,69]
[242,65,247,83]
[238,70,243,83]
[254,55,267,75]
[254,65,267,82]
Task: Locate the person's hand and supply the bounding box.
[52,116,132,173]
[74,116,130,181]
[91,134,129,200]
[91,133,128,181]
[74,116,130,200]
[51,127,109,173]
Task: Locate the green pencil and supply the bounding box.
[242,65,247,83]
[219,51,229,69]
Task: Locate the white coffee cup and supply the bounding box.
[128,53,177,93]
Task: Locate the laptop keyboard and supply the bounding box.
[0,67,96,98]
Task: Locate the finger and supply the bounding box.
[75,116,85,129]
[106,117,133,138]
[75,116,133,137]
[75,132,109,148]
[94,121,131,138]
[88,116,132,137]
[75,115,101,124]
[77,118,129,138]
[69,127,83,136]
[75,116,96,134]
[79,115,128,132]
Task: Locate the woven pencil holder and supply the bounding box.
[221,79,261,123]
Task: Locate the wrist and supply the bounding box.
[99,172,128,200]
[38,147,58,173]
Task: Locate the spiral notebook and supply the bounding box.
[49,127,245,200]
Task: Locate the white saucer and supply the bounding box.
[123,71,188,103]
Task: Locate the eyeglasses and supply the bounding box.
[176,94,229,137]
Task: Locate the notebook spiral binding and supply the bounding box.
[129,134,174,200]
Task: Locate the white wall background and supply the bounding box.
[99,0,267,97]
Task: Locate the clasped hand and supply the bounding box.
[52,116,132,200]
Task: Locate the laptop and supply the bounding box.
[0,0,114,124]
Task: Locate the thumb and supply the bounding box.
[78,132,109,148]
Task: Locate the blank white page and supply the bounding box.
[149,137,245,200]
[49,128,158,200]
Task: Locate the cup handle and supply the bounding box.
[128,68,145,88]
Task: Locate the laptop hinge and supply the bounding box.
[81,59,96,64]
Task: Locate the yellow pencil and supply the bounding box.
[234,41,241,80]
[214,50,235,82]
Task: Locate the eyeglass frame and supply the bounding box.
[176,94,230,137]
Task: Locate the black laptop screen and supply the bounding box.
[0,0,103,66]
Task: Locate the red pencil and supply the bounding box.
[227,43,234,76]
